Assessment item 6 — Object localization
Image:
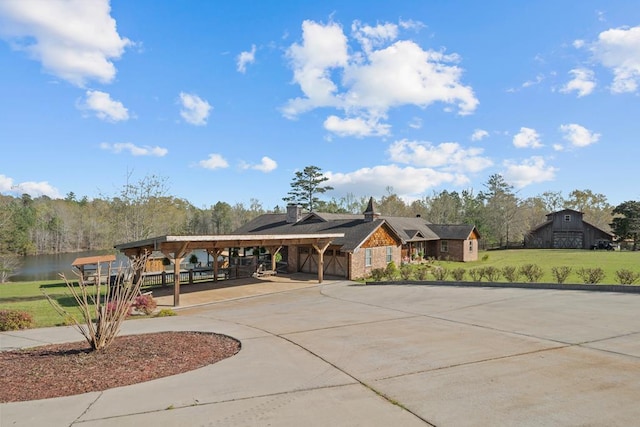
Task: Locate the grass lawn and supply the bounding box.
[0,279,101,328]
[434,249,640,284]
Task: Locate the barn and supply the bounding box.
[524,209,613,249]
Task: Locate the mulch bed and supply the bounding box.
[0,331,241,403]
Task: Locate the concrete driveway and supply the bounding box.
[2,278,639,426]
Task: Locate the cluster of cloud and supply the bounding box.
[0,174,61,199]
[179,92,212,126]
[513,127,543,149]
[563,25,640,96]
[237,44,256,73]
[323,138,492,200]
[79,90,129,122]
[197,155,278,173]
[240,156,278,172]
[0,0,131,87]
[283,19,478,137]
[100,142,167,157]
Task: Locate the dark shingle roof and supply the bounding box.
[231,212,386,252]
[426,224,478,240]
[233,211,474,252]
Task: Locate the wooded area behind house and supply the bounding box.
[0,173,620,257]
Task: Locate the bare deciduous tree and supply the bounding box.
[44,253,149,351]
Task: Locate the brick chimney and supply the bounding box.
[286,204,302,223]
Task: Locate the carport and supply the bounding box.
[114,233,343,306]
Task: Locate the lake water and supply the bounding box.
[11,251,127,282]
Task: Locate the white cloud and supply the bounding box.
[559,123,600,147]
[198,154,228,170]
[589,25,640,93]
[351,20,398,54]
[388,139,493,173]
[79,90,129,122]
[236,44,256,73]
[326,164,468,199]
[471,129,489,141]
[522,74,544,88]
[323,115,390,137]
[560,68,596,97]
[408,117,422,129]
[0,174,61,198]
[179,92,212,126]
[513,127,543,148]
[283,19,478,137]
[100,142,167,157]
[0,0,131,87]
[503,156,557,188]
[241,156,278,172]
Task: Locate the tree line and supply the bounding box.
[0,169,636,258]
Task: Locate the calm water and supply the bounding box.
[11,251,127,282]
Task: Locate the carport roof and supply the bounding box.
[114,233,345,255]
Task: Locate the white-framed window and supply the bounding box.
[564,214,571,222]
[469,240,473,252]
[365,248,372,267]
[386,246,393,263]
[441,240,448,252]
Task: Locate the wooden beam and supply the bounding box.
[312,241,331,283]
[266,245,282,271]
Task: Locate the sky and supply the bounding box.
[1,0,639,210]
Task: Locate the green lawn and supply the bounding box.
[434,249,640,284]
[0,279,98,328]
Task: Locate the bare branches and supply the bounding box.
[44,253,149,351]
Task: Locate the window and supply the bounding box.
[469,240,473,252]
[386,246,393,263]
[441,240,448,252]
[564,214,571,222]
[365,248,372,267]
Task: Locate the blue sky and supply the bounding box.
[1,0,639,210]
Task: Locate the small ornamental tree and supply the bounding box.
[44,253,149,352]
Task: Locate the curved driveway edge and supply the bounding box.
[2,279,640,426]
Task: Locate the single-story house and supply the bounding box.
[232,198,480,280]
[524,209,613,249]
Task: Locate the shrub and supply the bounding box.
[399,263,414,280]
[105,301,132,317]
[369,268,385,282]
[133,294,157,315]
[615,269,640,285]
[384,261,399,280]
[0,310,34,331]
[155,308,177,317]
[416,264,430,281]
[44,254,149,352]
[482,266,501,282]
[551,266,572,284]
[468,268,484,282]
[432,266,449,281]
[501,266,519,282]
[451,268,466,281]
[576,267,605,284]
[518,264,543,283]
[481,254,489,262]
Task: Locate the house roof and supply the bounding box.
[72,254,116,267]
[231,212,385,252]
[426,224,479,240]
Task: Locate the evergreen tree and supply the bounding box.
[282,166,333,212]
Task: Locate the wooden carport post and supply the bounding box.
[312,241,331,283]
[162,242,189,307]
[207,248,224,282]
[266,245,282,271]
